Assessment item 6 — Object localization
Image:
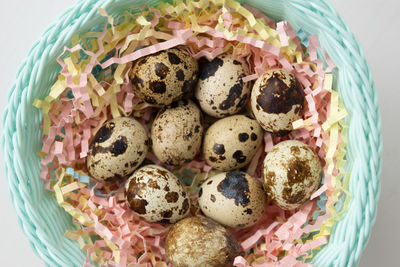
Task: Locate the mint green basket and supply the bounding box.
[1,0,381,266]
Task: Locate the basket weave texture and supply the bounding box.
[1,0,382,266]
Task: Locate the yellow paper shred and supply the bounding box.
[61,181,87,195]
[114,64,128,85]
[322,107,348,132]
[86,84,100,107]
[98,8,115,34]
[88,74,106,96]
[324,73,333,91]
[322,90,348,131]
[136,15,151,26]
[189,14,208,33]
[64,58,79,77]
[109,85,121,119]
[48,79,67,101]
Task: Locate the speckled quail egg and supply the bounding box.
[151,100,203,166]
[198,171,267,228]
[87,117,148,182]
[203,115,263,171]
[130,48,199,105]
[125,165,190,223]
[165,216,239,267]
[262,140,323,210]
[251,69,305,136]
[195,54,251,118]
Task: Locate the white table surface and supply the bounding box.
[0,0,398,266]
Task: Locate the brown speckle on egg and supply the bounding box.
[198,57,224,80]
[149,81,166,94]
[129,198,148,215]
[155,62,169,79]
[179,199,190,216]
[90,136,128,156]
[168,52,183,64]
[147,179,161,189]
[219,81,244,110]
[91,122,114,143]
[209,156,218,162]
[217,171,250,206]
[161,210,173,218]
[130,48,198,106]
[238,132,249,142]
[213,144,225,154]
[165,192,179,203]
[244,208,252,214]
[251,69,305,135]
[176,69,185,81]
[232,150,246,164]
[165,216,239,267]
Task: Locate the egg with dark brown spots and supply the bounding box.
[125,165,190,223]
[165,216,239,267]
[198,171,267,228]
[251,69,305,136]
[262,140,322,210]
[130,48,199,106]
[151,100,203,166]
[195,54,251,118]
[86,117,148,182]
[203,115,263,171]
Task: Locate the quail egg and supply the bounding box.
[130,48,199,105]
[195,54,251,118]
[125,165,190,223]
[203,115,263,171]
[87,117,148,182]
[251,69,305,136]
[151,100,203,165]
[198,171,267,228]
[165,216,239,267]
[262,140,322,210]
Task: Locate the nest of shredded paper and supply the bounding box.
[34,0,349,266]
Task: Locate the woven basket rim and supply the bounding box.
[1,0,382,266]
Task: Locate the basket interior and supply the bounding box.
[2,0,380,266]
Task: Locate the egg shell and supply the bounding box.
[151,100,203,166]
[86,117,148,182]
[130,48,199,106]
[262,140,322,210]
[195,54,251,118]
[125,165,190,223]
[198,171,267,228]
[203,115,263,171]
[165,216,239,267]
[251,69,305,136]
